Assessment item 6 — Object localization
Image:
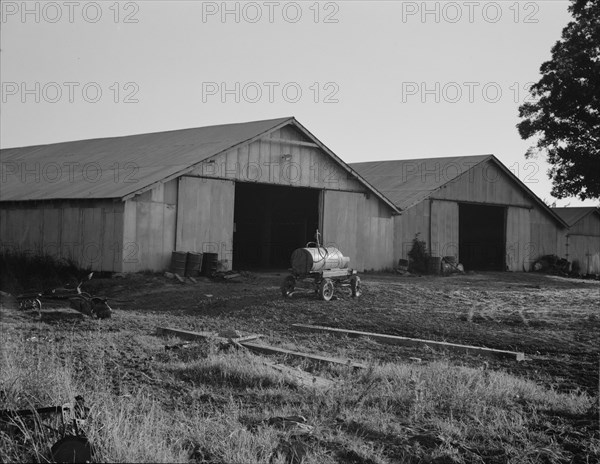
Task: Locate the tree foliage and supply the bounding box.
[517,0,600,200]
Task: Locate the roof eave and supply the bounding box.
[288,119,401,214]
[120,117,295,201]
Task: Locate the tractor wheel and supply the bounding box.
[350,276,361,297]
[318,278,335,302]
[281,276,296,298]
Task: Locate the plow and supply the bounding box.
[281,231,361,301]
[16,272,112,319]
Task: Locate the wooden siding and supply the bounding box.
[0,200,124,272]
[565,212,600,274]
[394,159,567,271]
[176,177,234,271]
[322,190,394,271]
[567,235,600,274]
[431,160,532,207]
[506,207,531,271]
[530,208,566,260]
[122,179,178,272]
[394,201,430,263]
[430,200,459,259]
[188,126,364,192]
[569,212,600,236]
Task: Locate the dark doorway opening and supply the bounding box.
[459,204,506,271]
[233,182,320,269]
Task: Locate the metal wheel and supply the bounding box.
[19,298,41,311]
[318,278,335,301]
[350,276,361,297]
[281,276,296,298]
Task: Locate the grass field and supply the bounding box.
[1,271,598,463]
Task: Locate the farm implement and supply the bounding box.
[16,272,112,319]
[281,230,361,301]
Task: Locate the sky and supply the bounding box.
[1,0,597,206]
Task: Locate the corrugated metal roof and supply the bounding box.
[0,117,293,201]
[552,207,600,226]
[350,155,491,210]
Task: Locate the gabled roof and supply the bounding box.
[351,155,568,227]
[0,117,291,201]
[350,155,490,210]
[0,117,398,212]
[552,207,600,226]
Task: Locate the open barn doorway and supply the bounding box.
[233,182,320,269]
[459,204,506,271]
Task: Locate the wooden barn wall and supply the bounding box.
[122,179,177,272]
[322,191,394,271]
[0,200,124,272]
[393,159,568,270]
[430,160,532,206]
[187,125,364,192]
[567,235,600,275]
[566,213,600,274]
[530,208,565,261]
[569,213,600,236]
[393,201,430,263]
[430,200,459,259]
[175,177,234,271]
[506,207,531,271]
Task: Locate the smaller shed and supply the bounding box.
[552,207,600,275]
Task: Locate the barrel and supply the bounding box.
[427,256,442,275]
[185,252,203,277]
[291,247,350,275]
[397,259,409,272]
[170,251,187,276]
[201,252,219,276]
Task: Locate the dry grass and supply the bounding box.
[1,317,597,463]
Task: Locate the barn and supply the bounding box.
[350,155,569,272]
[0,117,398,273]
[552,207,600,275]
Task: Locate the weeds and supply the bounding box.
[1,315,598,463]
[0,250,86,294]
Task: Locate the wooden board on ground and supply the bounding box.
[261,360,334,389]
[156,327,332,389]
[156,327,261,344]
[292,324,525,361]
[240,341,366,369]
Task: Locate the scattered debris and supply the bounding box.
[240,341,367,370]
[532,254,570,274]
[441,256,465,275]
[409,357,422,363]
[0,396,94,463]
[223,273,241,280]
[156,327,334,389]
[164,272,175,279]
[261,360,334,389]
[164,341,193,351]
[292,324,525,361]
[174,273,186,283]
[188,276,198,284]
[69,295,112,319]
[218,328,242,339]
[156,327,261,344]
[267,415,314,434]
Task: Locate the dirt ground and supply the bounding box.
[2,269,599,463]
[33,269,599,396]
